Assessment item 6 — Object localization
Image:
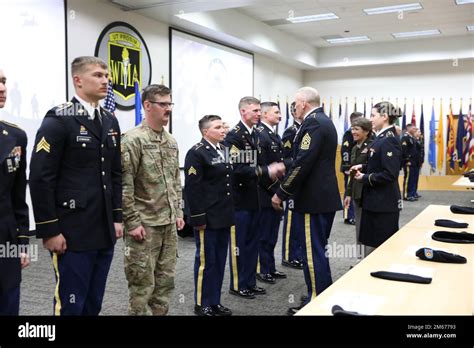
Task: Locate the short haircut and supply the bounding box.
[238,96,260,110]
[406,123,414,129]
[296,87,320,107]
[71,56,107,76]
[199,114,221,133]
[141,84,171,106]
[260,101,279,114]
[290,101,296,114]
[350,111,363,122]
[351,118,373,133]
[373,101,400,125]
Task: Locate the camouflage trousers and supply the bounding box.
[124,223,177,315]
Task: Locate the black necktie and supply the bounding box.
[94,109,102,133]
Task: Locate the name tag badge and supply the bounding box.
[76,136,92,143]
[112,135,117,147]
[143,144,157,150]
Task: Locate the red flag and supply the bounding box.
[411,102,416,126]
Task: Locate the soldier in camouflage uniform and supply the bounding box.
[121,84,184,315]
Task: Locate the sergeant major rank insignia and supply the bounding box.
[300,133,311,150]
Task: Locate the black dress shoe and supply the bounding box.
[211,304,232,316]
[344,218,356,225]
[256,273,276,284]
[271,270,287,279]
[248,285,266,295]
[229,288,255,299]
[282,259,304,269]
[194,305,215,316]
[287,304,304,316]
[415,193,422,198]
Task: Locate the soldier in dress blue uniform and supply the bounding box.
[413,127,424,199]
[271,87,342,315]
[255,102,287,284]
[223,97,284,299]
[281,101,304,270]
[29,57,123,315]
[184,115,234,316]
[0,68,31,315]
[352,101,402,250]
[340,112,363,225]
[401,124,417,201]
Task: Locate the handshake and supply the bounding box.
[267,162,286,180]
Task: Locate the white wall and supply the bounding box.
[67,0,304,136]
[304,59,474,175]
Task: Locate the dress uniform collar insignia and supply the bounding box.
[343,140,349,146]
[36,136,51,153]
[80,125,88,135]
[284,140,291,148]
[300,133,311,150]
[2,129,8,135]
[188,166,197,175]
[402,141,407,145]
[387,152,393,157]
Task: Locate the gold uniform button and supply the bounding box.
[103,185,107,190]
[239,183,242,186]
[226,174,230,178]
[101,144,104,148]
[82,143,86,148]
[101,157,105,162]
[63,202,67,206]
[102,171,105,176]
[227,192,230,196]
[226,183,230,187]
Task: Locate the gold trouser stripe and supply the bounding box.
[284,210,292,261]
[36,218,59,225]
[257,255,260,274]
[305,214,317,300]
[196,229,205,306]
[404,166,410,199]
[52,253,62,316]
[230,226,238,291]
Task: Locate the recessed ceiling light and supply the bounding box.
[363,3,422,15]
[455,0,474,5]
[392,29,441,38]
[286,13,339,23]
[326,36,371,44]
[467,25,474,31]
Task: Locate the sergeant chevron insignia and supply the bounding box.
[284,140,291,148]
[300,133,311,150]
[230,144,240,155]
[343,140,349,146]
[188,166,197,175]
[35,136,51,153]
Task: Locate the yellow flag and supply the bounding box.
[436,99,444,172]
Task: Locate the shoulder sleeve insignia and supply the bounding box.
[188,166,197,175]
[257,126,264,132]
[386,131,394,137]
[36,136,51,153]
[230,144,240,156]
[284,140,292,148]
[300,133,311,150]
[387,152,393,157]
[343,140,349,147]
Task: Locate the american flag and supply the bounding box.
[103,78,116,115]
[463,103,473,169]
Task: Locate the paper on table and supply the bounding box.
[387,264,435,278]
[405,245,427,256]
[322,291,385,315]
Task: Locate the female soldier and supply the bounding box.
[343,118,373,260]
[352,102,402,250]
[184,115,234,316]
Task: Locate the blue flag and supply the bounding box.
[134,79,142,126]
[402,103,407,130]
[455,106,465,167]
[428,104,436,172]
[284,101,289,129]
